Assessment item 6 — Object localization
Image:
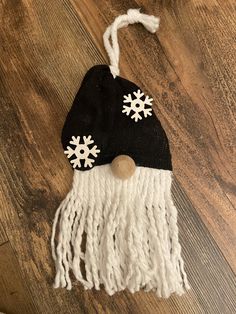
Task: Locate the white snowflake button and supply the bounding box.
[64,135,100,169]
[122,89,153,122]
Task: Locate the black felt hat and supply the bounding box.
[62,64,172,171]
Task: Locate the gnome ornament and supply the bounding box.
[51,9,189,297]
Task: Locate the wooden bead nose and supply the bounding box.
[111,155,136,180]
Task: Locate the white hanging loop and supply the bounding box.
[103,9,160,78]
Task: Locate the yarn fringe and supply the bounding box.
[51,165,189,297]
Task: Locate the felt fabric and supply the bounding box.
[62,64,172,171]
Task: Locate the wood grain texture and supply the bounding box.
[0,221,8,245]
[0,242,37,314]
[0,0,235,313]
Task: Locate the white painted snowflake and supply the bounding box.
[122,89,153,122]
[64,135,100,169]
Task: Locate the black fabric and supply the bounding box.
[62,65,172,171]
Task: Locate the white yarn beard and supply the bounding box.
[51,165,189,297]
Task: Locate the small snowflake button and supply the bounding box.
[64,135,100,169]
[122,89,153,122]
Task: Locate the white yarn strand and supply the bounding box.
[103,9,160,77]
[51,165,189,297]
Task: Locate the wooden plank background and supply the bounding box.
[0,0,235,313]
